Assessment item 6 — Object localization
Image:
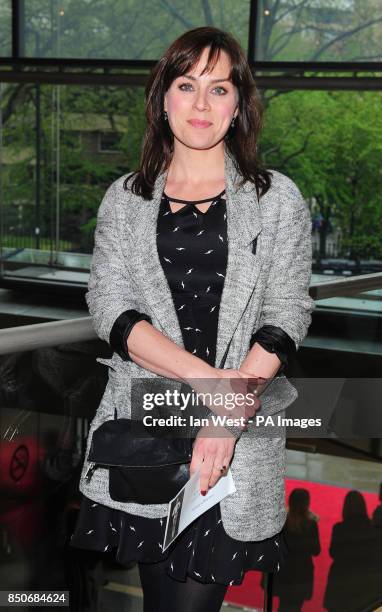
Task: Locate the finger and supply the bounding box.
[230,376,249,395]
[199,454,214,494]
[221,454,231,471]
[208,463,224,489]
[208,452,228,488]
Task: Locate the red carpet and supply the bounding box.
[224,478,380,611]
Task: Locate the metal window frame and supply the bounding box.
[0,68,380,91]
[0,0,380,91]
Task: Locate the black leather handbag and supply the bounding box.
[85,343,231,504]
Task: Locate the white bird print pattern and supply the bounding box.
[72,191,284,586]
[157,196,228,364]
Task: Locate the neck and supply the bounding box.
[166,141,226,184]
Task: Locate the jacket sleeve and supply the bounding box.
[85,181,149,346]
[109,309,152,361]
[257,180,315,350]
[249,324,296,372]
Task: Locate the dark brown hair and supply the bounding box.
[286,488,311,533]
[123,26,272,200]
[342,490,369,522]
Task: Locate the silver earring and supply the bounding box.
[231,116,236,128]
[164,110,168,121]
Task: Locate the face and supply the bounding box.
[163,46,239,150]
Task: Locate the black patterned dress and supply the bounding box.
[69,189,288,585]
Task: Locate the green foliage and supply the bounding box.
[262,88,382,258]
[1,0,381,259]
[1,235,73,250]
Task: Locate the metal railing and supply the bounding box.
[0,273,382,355]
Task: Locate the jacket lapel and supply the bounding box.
[127,145,263,368]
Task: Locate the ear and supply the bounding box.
[234,99,239,119]
[234,88,241,117]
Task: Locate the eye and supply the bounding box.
[178,82,228,95]
[178,83,193,91]
[213,86,227,96]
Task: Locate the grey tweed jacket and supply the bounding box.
[79,145,315,541]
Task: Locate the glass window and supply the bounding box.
[0,0,12,57]
[255,0,382,62]
[0,82,143,270]
[21,0,250,59]
[258,85,382,313]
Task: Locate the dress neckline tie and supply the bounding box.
[163,189,226,206]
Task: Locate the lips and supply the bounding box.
[188,119,212,128]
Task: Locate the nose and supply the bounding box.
[193,88,210,112]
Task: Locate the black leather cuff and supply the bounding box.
[249,325,296,372]
[109,309,152,361]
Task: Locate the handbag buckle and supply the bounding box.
[85,463,98,484]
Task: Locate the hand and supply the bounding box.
[190,422,236,495]
[184,367,262,431]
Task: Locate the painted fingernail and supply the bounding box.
[201,490,207,496]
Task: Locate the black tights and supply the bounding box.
[138,558,228,612]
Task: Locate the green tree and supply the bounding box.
[261,88,382,258]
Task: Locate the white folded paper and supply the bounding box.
[162,467,236,552]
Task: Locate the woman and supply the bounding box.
[270,488,321,612]
[70,26,314,612]
[324,490,378,612]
